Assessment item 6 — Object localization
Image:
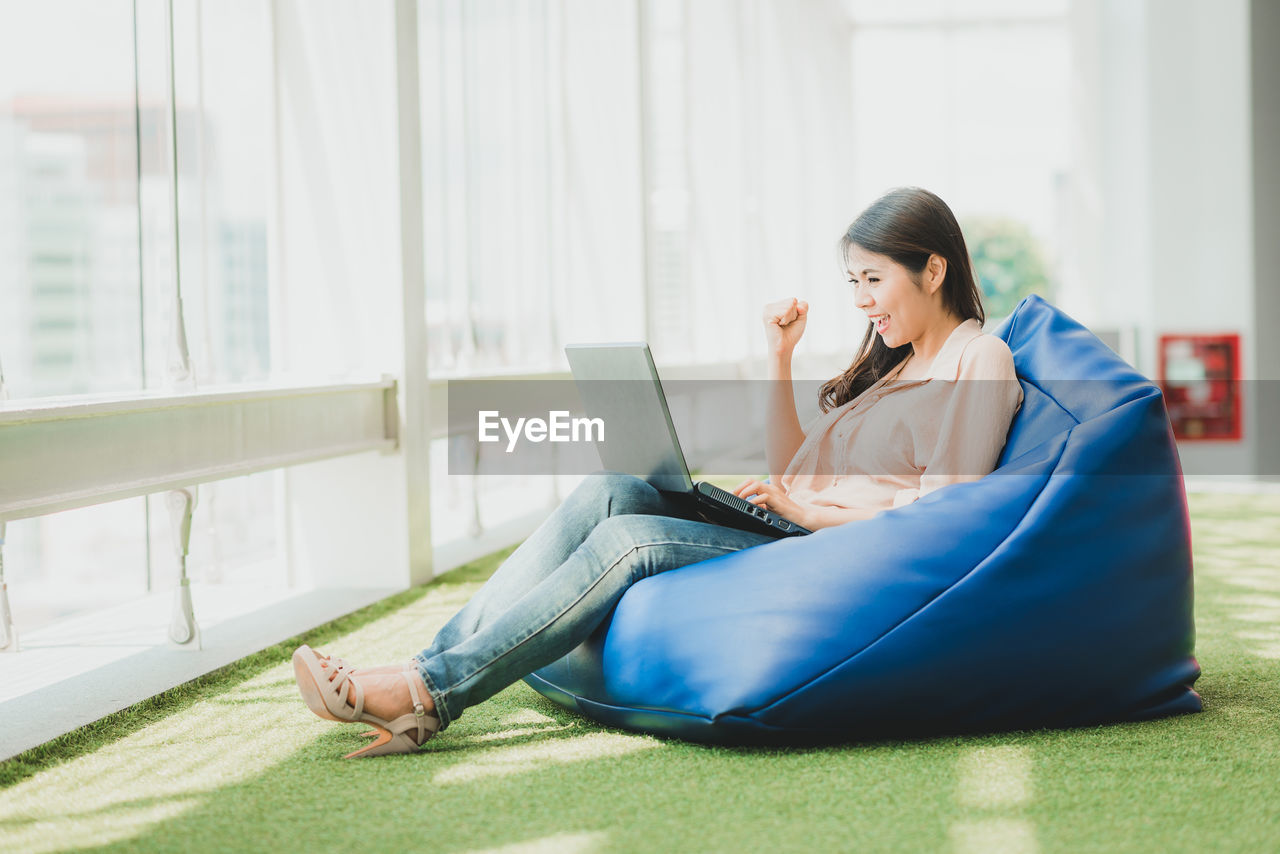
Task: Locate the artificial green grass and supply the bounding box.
[1,493,1278,853]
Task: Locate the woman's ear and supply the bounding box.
[926,254,947,294]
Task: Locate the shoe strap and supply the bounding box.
[329,667,364,720]
[399,668,438,743]
[317,651,350,672]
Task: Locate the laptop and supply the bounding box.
[564,343,811,539]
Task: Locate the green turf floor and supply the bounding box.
[2,490,1278,853]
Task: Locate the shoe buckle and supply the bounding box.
[414,703,426,718]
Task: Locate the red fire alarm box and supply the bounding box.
[1158,333,1242,441]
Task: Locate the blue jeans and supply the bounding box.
[413,472,774,731]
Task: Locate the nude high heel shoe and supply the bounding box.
[292,644,439,758]
[302,645,416,677]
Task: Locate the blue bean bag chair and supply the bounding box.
[524,295,1202,744]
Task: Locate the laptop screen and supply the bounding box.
[564,343,695,493]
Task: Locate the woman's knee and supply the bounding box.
[574,470,662,517]
[581,514,659,577]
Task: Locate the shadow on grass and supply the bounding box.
[51,682,969,854]
[41,678,1255,854]
[0,549,514,791]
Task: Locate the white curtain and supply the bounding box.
[421,0,646,376]
[272,0,405,380]
[682,0,855,364]
[419,0,855,375]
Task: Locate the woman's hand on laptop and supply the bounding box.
[732,478,810,528]
[762,298,809,356]
[733,479,881,531]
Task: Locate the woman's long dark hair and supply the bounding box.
[818,187,986,413]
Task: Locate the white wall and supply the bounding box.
[1074,0,1257,477]
[1147,0,1254,477]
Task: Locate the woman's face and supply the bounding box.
[845,245,945,351]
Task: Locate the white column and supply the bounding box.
[1252,0,1280,481]
[395,0,434,584]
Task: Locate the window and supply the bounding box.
[0,0,142,400]
[0,0,280,637]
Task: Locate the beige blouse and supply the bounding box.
[780,318,1023,511]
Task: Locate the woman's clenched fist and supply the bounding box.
[762,297,809,355]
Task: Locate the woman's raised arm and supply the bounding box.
[762,298,809,479]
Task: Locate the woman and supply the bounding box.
[292,186,1023,758]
